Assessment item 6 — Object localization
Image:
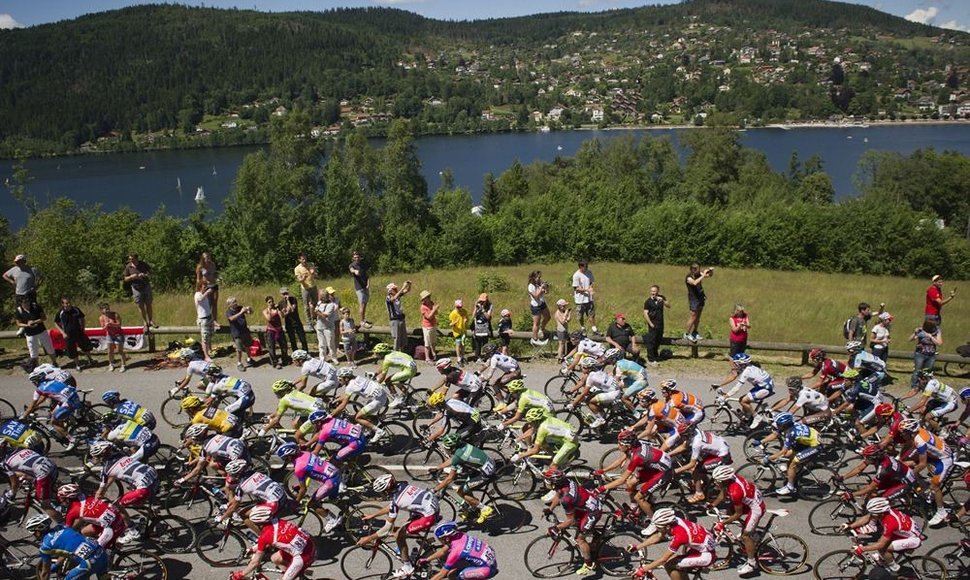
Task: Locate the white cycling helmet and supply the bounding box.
[184,423,209,439]
[579,357,598,370]
[25,514,52,532]
[866,497,891,514]
[89,441,114,458]
[337,367,355,379]
[291,349,311,362]
[373,474,396,494]
[225,459,248,475]
[651,507,677,527]
[248,506,274,524]
[435,358,453,371]
[712,466,735,482]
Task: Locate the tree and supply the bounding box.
[481,172,501,214]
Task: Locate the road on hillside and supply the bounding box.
[0,360,962,579]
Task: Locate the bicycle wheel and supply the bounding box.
[340,545,394,580]
[491,463,537,501]
[343,502,387,541]
[911,555,947,580]
[543,375,576,405]
[524,534,579,578]
[927,542,970,579]
[479,497,530,535]
[371,420,413,456]
[758,532,808,575]
[943,360,970,378]
[710,533,736,571]
[600,531,642,577]
[345,465,392,496]
[160,396,190,429]
[0,538,36,577]
[808,499,861,536]
[143,514,197,554]
[813,549,866,580]
[113,550,168,580]
[735,463,778,495]
[0,398,17,422]
[195,527,250,567]
[160,484,215,522]
[411,406,443,441]
[598,447,628,476]
[703,404,735,435]
[553,409,585,437]
[796,465,839,501]
[743,434,783,462]
[146,443,180,475]
[286,506,327,537]
[402,447,447,483]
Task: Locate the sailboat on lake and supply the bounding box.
[195,186,206,203]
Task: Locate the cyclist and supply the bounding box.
[898,418,954,526]
[27,513,109,580]
[261,380,324,433]
[709,465,764,576]
[421,521,498,580]
[872,402,910,449]
[567,357,623,429]
[89,441,159,544]
[544,468,602,577]
[441,367,487,406]
[497,379,553,430]
[801,348,848,401]
[629,507,716,580]
[673,422,732,504]
[661,379,705,427]
[563,331,606,373]
[100,390,156,430]
[31,363,76,387]
[841,497,921,573]
[714,352,774,427]
[630,390,687,452]
[200,364,255,417]
[358,474,440,566]
[845,340,887,386]
[373,343,417,408]
[103,418,160,461]
[220,459,286,534]
[58,484,127,549]
[179,394,240,436]
[771,377,831,425]
[329,367,390,440]
[229,506,316,580]
[424,391,483,443]
[597,430,672,519]
[2,445,60,520]
[958,386,970,440]
[430,434,497,524]
[177,425,250,482]
[275,442,343,533]
[310,410,368,463]
[900,369,959,432]
[478,344,522,403]
[290,348,339,397]
[611,348,651,408]
[512,408,579,471]
[23,369,81,450]
[171,349,215,392]
[0,419,44,451]
[761,412,819,496]
[839,444,917,502]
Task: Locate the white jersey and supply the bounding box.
[689,430,730,460]
[586,370,619,393]
[793,388,829,412]
[487,354,520,373]
[235,471,286,503]
[101,455,157,488]
[206,375,253,396]
[733,366,773,391]
[577,339,605,358]
[389,483,439,518]
[185,360,213,379]
[345,377,389,402]
[851,351,886,372]
[2,449,56,479]
[453,371,483,393]
[922,379,957,403]
[300,358,337,380]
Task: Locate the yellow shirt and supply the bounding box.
[293,263,317,290]
[449,308,469,337]
[192,407,239,434]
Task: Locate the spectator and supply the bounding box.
[925,274,956,327]
[3,254,41,303]
[527,270,550,346]
[325,286,341,311]
[14,295,58,370]
[419,290,439,363]
[293,253,319,326]
[263,295,288,369]
[870,311,892,362]
[278,287,308,352]
[554,299,572,361]
[471,293,493,360]
[572,260,597,335]
[846,302,871,345]
[728,304,750,357]
[449,299,470,365]
[642,285,669,366]
[193,281,215,363]
[497,309,513,355]
[313,291,338,364]
[385,280,411,353]
[98,302,127,372]
[54,296,94,371]
[122,253,158,330]
[195,251,220,326]
[349,250,373,328]
[685,263,713,342]
[605,313,639,358]
[909,320,942,388]
[339,306,357,367]
[226,297,254,372]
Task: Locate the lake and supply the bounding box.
[2,123,969,229]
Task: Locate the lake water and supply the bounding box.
[2,123,969,229]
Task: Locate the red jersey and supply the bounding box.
[819,359,847,386]
[880,509,919,540]
[925,286,942,317]
[726,475,764,510]
[627,444,672,474]
[668,518,713,553]
[65,497,123,529]
[256,520,312,557]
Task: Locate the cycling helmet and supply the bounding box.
[89,441,115,458]
[845,341,863,353]
[543,468,566,486]
[308,410,330,424]
[435,358,453,372]
[434,521,460,540]
[617,429,639,446]
[481,343,497,357]
[57,484,80,503]
[579,357,598,371]
[291,349,311,362]
[248,506,274,524]
[271,380,295,395]
[440,433,462,449]
[866,497,891,514]
[180,395,204,410]
[862,444,885,462]
[650,508,677,527]
[101,390,121,405]
[916,368,934,381]
[184,423,209,439]
[27,368,47,384]
[569,331,584,342]
[445,370,462,385]
[841,369,860,379]
[24,435,42,453]
[712,466,735,482]
[660,379,677,393]
[427,392,446,407]
[337,367,355,380]
[525,408,548,423]
[676,422,695,435]
[731,352,752,366]
[225,459,248,475]
[276,442,299,458]
[373,474,396,494]
[899,418,920,433]
[637,389,658,402]
[960,387,970,400]
[372,343,392,355]
[603,348,623,364]
[773,413,795,429]
[506,379,526,394]
[24,514,52,532]
[874,403,894,417]
[809,348,826,362]
[205,364,223,376]
[786,377,802,390]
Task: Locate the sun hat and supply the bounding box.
[419,290,432,300]
[325,286,337,294]
[454,299,463,308]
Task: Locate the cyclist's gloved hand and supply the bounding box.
[760,457,770,466]
[838,523,851,533]
[547,526,559,538]
[713,522,725,533]
[229,572,245,580]
[510,453,521,463]
[593,469,605,477]
[841,492,853,502]
[852,545,864,557]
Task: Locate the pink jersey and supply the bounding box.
[443,534,496,571]
[293,452,339,483]
[316,418,364,445]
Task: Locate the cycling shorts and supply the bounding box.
[334,438,367,462]
[389,364,417,385]
[308,378,340,398]
[743,501,765,534]
[792,446,819,464]
[119,482,157,507]
[277,542,316,580]
[458,565,499,579]
[744,386,773,401]
[700,453,732,471]
[677,550,714,569]
[64,550,109,580]
[552,441,579,468]
[592,390,622,405]
[637,469,669,496]
[311,475,341,502]
[360,398,388,418]
[35,472,57,502]
[406,513,439,535]
[889,537,921,552]
[927,399,957,418]
[577,510,601,535]
[52,401,79,422]
[929,455,954,487]
[225,392,255,415]
[623,379,649,398]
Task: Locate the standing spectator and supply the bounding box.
[419,290,439,363]
[572,260,597,335]
[3,254,41,303]
[642,285,669,366]
[226,297,254,372]
[925,274,956,327]
[14,295,58,370]
[293,253,319,326]
[325,286,341,311]
[870,311,893,362]
[471,293,493,361]
[348,250,373,328]
[554,299,572,361]
[909,320,943,388]
[527,270,551,346]
[278,287,308,352]
[684,263,713,342]
[54,296,94,371]
[263,295,288,368]
[385,280,411,353]
[193,281,215,363]
[195,252,220,327]
[122,253,158,330]
[449,299,470,365]
[497,309,513,355]
[98,302,127,372]
[846,302,872,345]
[314,291,338,364]
[339,307,357,367]
[728,304,750,357]
[605,313,639,358]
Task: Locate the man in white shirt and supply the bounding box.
[194,282,215,362]
[572,260,597,335]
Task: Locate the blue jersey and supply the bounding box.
[34,381,80,407]
[39,526,109,573]
[0,420,31,446]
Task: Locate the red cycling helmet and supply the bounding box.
[861,444,885,461]
[874,403,894,417]
[676,422,695,435]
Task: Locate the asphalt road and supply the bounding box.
[0,359,963,579]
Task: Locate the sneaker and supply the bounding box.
[886,560,901,573]
[737,561,756,575]
[63,438,78,451]
[389,396,405,409]
[230,512,244,525]
[457,510,472,522]
[647,361,660,367]
[107,364,115,372]
[588,416,606,429]
[391,563,415,578]
[775,484,795,496]
[323,514,344,533]
[117,528,141,545]
[591,326,599,335]
[372,427,387,442]
[692,332,702,342]
[929,508,949,526]
[119,366,127,373]
[683,333,693,340]
[236,362,245,372]
[476,505,495,524]
[75,363,82,371]
[576,562,597,577]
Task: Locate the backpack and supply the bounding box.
[842,317,854,339]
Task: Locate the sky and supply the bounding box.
[0,0,968,32]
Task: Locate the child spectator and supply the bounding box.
[472,293,493,361]
[339,306,357,368]
[449,299,470,365]
[498,309,513,355]
[226,297,254,372]
[419,290,439,363]
[98,303,128,372]
[728,304,750,357]
[554,299,572,361]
